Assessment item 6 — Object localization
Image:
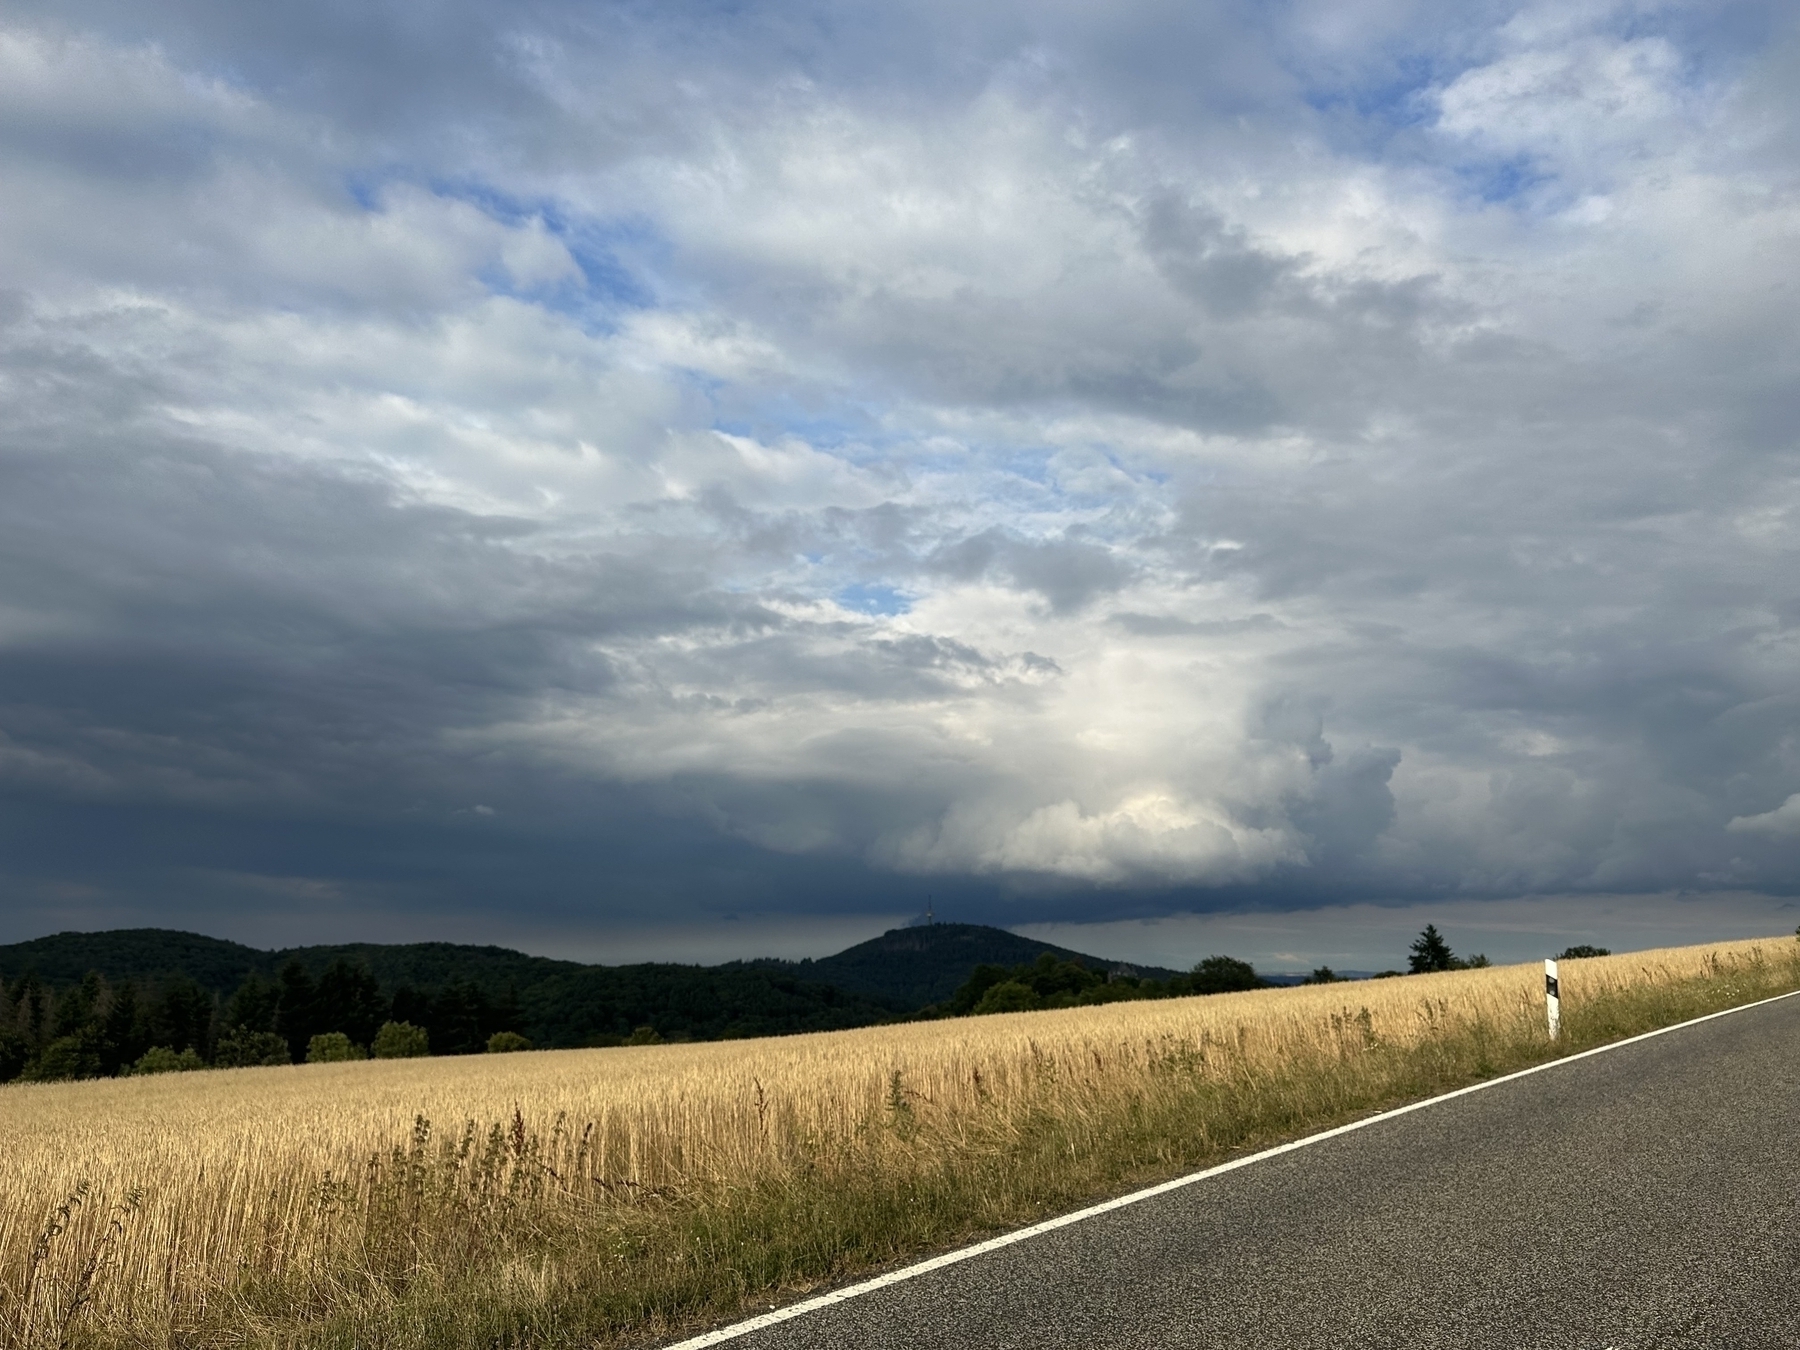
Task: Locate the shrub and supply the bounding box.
[0,1028,27,1082]
[972,980,1041,1015]
[625,1025,664,1046]
[1558,944,1611,959]
[214,1027,291,1068]
[949,955,1111,1014]
[305,1032,366,1063]
[1189,955,1264,994]
[372,1021,430,1059]
[25,1035,104,1082]
[946,963,1013,1014]
[485,1031,533,1053]
[942,950,1265,1016]
[130,1046,206,1075]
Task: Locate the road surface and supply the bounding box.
[677,993,1800,1349]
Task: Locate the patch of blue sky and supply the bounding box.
[343,172,386,212]
[499,225,662,327]
[1301,53,1443,132]
[990,442,1153,506]
[670,368,735,415]
[565,230,660,307]
[470,258,583,309]
[835,582,912,617]
[466,193,662,301]
[710,403,881,453]
[344,170,664,321]
[986,444,1058,486]
[693,376,897,454]
[1453,154,1552,206]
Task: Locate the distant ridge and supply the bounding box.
[758,922,1184,1009]
[0,929,268,994]
[0,930,590,997]
[0,923,1187,1041]
[0,930,892,1046]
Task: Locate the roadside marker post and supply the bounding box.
[1545,958,1561,1040]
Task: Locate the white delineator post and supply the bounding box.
[1545,958,1561,1040]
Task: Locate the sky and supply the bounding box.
[2,0,1799,972]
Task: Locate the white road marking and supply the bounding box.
[663,985,1800,1348]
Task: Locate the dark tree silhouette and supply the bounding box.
[1408,925,1456,974]
[98,979,147,1075]
[1189,955,1264,994]
[148,977,214,1057]
[223,974,282,1034]
[314,960,386,1048]
[275,961,320,1062]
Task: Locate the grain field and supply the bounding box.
[2,936,1794,1349]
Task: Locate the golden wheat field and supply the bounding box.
[2,936,1794,1349]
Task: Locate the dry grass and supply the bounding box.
[2,935,1795,1349]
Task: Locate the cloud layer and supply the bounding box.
[2,0,1798,946]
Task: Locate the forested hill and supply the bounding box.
[0,923,1185,1085]
[0,931,592,996]
[0,928,271,994]
[754,923,1184,1009]
[0,930,898,1073]
[0,922,1183,1023]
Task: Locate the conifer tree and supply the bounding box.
[1408,924,1456,973]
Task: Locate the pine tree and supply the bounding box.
[276,961,319,1062]
[314,960,386,1048]
[1408,924,1456,973]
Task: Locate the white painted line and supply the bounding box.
[663,984,1800,1349]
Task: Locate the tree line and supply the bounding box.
[936,951,1270,1016]
[0,927,1623,1079]
[936,928,1617,1018]
[1397,925,1607,976]
[0,958,529,1083]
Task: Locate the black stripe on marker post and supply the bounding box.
[1544,957,1562,1041]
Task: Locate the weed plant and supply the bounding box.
[1,937,1795,1350]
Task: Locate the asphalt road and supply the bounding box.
[690,994,1800,1350]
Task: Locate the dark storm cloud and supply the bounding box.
[2,0,1799,951]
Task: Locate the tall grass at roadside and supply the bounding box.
[2,936,1795,1349]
